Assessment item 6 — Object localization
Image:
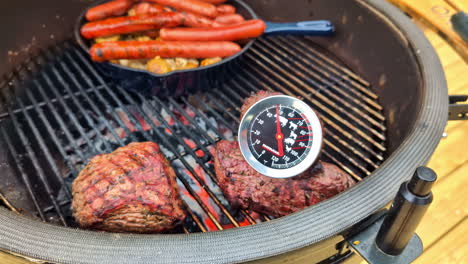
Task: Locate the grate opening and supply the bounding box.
[0,36,386,233]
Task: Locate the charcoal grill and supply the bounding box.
[0,0,447,263]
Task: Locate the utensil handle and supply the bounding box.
[264,20,334,35]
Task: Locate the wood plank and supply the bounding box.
[415,162,468,248]
[445,0,468,12]
[416,217,468,264]
[388,0,468,62]
[427,122,468,179]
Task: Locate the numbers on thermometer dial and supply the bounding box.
[248,104,313,169]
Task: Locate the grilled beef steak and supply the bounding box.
[214,140,355,217]
[72,142,186,233]
[240,90,282,119]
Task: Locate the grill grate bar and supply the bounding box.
[61,49,139,144]
[275,37,382,111]
[144,97,242,227]
[168,98,217,145]
[24,87,80,177]
[0,85,106,121]
[181,97,225,141]
[0,126,47,221]
[212,89,241,114]
[45,61,115,154]
[322,150,362,181]
[14,91,73,198]
[297,36,373,93]
[237,63,383,166]
[205,93,240,123]
[195,95,237,133]
[258,38,386,125]
[245,49,387,147]
[121,90,225,230]
[153,98,258,225]
[3,89,68,226]
[48,49,126,147]
[38,72,100,156]
[71,45,224,231]
[251,42,386,139]
[166,98,258,224]
[31,79,88,162]
[242,59,386,153]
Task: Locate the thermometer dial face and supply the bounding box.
[239,95,323,178]
[248,105,313,169]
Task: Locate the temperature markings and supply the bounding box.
[297,134,312,138]
[292,146,310,149]
[299,126,312,129]
[295,139,310,142]
[287,118,303,120]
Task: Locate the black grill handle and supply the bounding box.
[449,95,468,120]
[375,167,436,255]
[348,167,436,264]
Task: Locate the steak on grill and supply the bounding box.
[72,142,186,233]
[240,90,282,120]
[214,140,355,217]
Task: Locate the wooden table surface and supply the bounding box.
[0,1,467,264]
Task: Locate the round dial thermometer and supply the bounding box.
[238,95,323,178]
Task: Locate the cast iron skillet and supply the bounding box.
[75,0,334,97]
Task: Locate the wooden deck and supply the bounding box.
[408,25,468,264]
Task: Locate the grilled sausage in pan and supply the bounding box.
[148,0,218,17]
[160,19,266,41]
[214,14,245,25]
[81,12,183,39]
[198,0,227,4]
[133,2,165,16]
[216,4,236,14]
[90,40,241,61]
[86,0,134,21]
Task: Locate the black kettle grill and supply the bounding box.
[0,0,449,263]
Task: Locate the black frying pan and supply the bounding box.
[75,0,334,97]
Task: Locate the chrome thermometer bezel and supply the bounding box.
[238,95,323,178]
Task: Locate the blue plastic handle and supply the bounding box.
[264,20,334,36]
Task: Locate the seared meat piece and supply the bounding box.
[240,90,282,119]
[214,140,355,217]
[72,142,186,233]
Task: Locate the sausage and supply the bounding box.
[81,12,183,39]
[86,0,135,21]
[160,19,266,41]
[216,4,235,15]
[179,12,215,27]
[134,2,165,16]
[198,0,226,4]
[89,40,241,61]
[148,0,218,17]
[214,14,245,26]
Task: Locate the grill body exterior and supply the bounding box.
[0,0,447,263]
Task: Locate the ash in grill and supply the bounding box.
[0,36,386,233]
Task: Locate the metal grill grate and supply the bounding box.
[0,35,386,233]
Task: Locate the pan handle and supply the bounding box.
[264,20,335,36]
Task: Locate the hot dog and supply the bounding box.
[160,19,266,41]
[179,12,215,27]
[216,4,235,15]
[81,12,183,39]
[90,40,241,61]
[148,0,218,17]
[198,0,226,4]
[214,14,244,25]
[86,0,134,21]
[134,2,165,16]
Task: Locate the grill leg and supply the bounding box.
[347,167,437,264]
